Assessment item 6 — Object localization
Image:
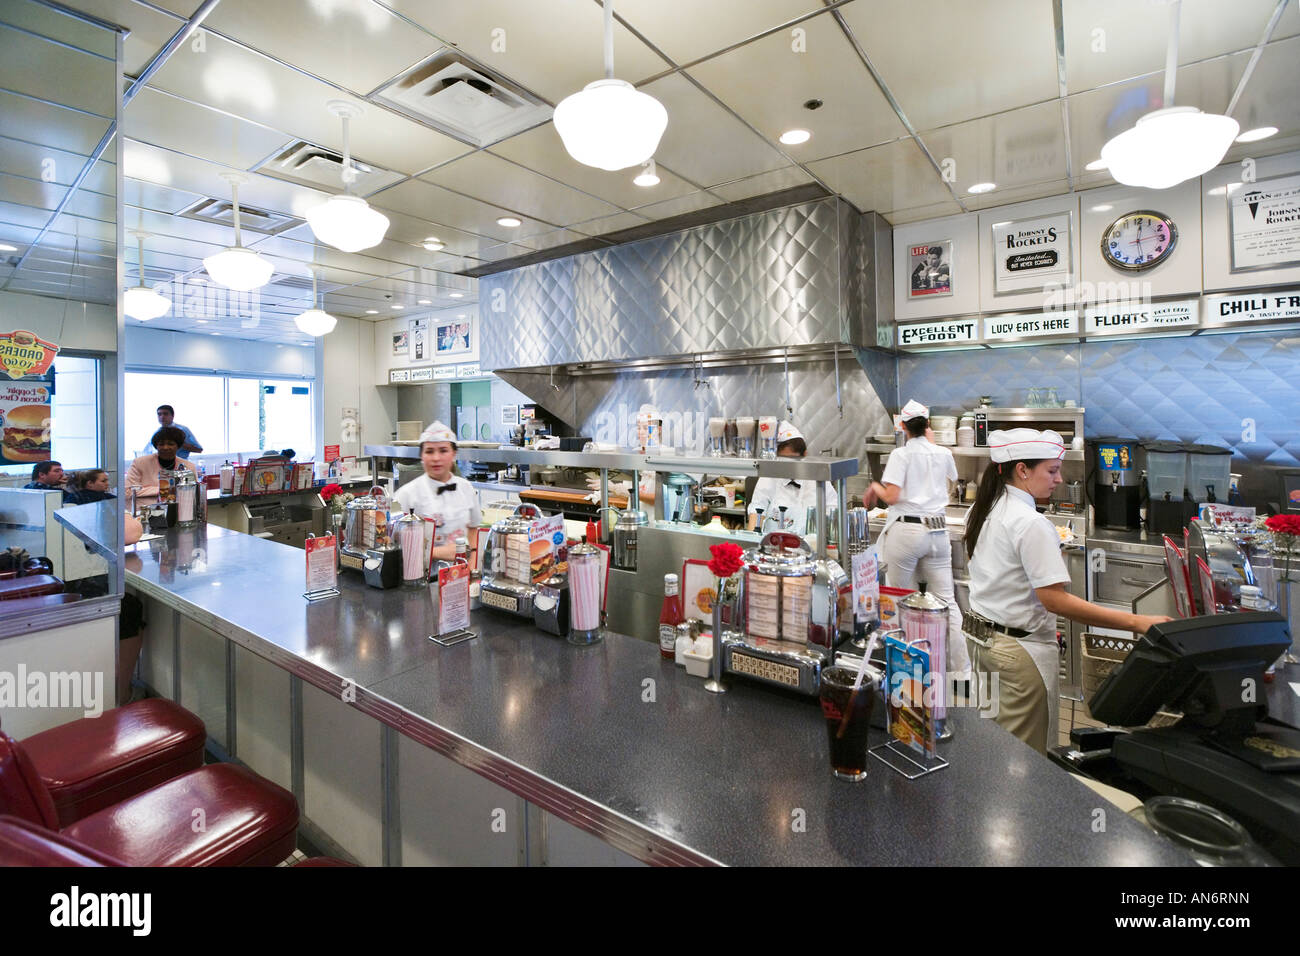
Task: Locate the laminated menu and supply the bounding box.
[781,574,812,642]
[437,562,471,633]
[885,633,936,758]
[304,534,338,595]
[746,573,780,639]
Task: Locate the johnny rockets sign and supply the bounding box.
[0,330,58,379]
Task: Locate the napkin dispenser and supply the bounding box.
[532,578,571,636]
[363,548,403,589]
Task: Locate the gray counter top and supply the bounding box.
[125,524,1192,867]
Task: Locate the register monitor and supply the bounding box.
[1089,612,1299,863]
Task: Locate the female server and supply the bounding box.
[866,399,969,680]
[393,422,481,561]
[963,428,1169,754]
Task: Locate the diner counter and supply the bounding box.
[125,524,1192,867]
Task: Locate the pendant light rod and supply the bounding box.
[327,100,364,192]
[136,233,146,285]
[603,0,615,79]
[1162,0,1180,107]
[219,172,248,247]
[1226,0,1289,117]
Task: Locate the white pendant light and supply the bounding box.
[306,101,390,252]
[124,232,170,320]
[553,0,667,171]
[294,269,337,336]
[204,173,274,290]
[1099,2,1238,190]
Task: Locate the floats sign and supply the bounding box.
[0,330,58,379]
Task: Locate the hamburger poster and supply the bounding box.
[0,331,58,465]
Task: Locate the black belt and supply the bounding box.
[899,515,945,529]
[965,609,1031,639]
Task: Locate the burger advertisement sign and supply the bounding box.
[0,330,58,465]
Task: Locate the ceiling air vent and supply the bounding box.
[177,197,303,236]
[370,49,552,148]
[254,141,404,193]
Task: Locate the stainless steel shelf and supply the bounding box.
[863,443,1084,461]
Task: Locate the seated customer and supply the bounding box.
[65,468,115,505]
[124,427,196,503]
[23,460,66,494]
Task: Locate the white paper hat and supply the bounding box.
[419,421,456,445]
[900,399,929,420]
[776,420,803,444]
[989,428,1066,463]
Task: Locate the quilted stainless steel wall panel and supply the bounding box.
[481,198,870,369]
[897,328,1300,502]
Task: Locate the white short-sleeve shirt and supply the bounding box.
[967,485,1070,634]
[880,437,957,517]
[393,474,481,548]
[750,477,833,531]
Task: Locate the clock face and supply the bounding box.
[1102,210,1177,271]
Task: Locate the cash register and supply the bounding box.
[1060,613,1297,863]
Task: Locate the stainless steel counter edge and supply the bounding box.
[125,568,720,867]
[0,593,121,640]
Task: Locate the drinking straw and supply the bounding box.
[836,629,883,739]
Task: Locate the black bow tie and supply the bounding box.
[786,480,801,489]
[436,482,458,494]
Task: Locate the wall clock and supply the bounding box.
[1101,209,1177,271]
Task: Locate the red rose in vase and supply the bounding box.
[707,541,745,578]
[320,483,344,502]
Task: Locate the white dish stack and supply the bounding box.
[957,413,976,447]
[930,415,958,446]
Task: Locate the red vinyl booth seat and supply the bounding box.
[0,732,298,867]
[0,575,64,601]
[0,815,120,867]
[18,699,206,826]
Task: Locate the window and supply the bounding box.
[0,356,101,477]
[125,370,313,461]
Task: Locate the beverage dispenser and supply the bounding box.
[1091,438,1142,531]
[1141,440,1192,536]
[1186,444,1233,505]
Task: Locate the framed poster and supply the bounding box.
[435,318,472,356]
[991,212,1073,295]
[907,240,953,299]
[391,330,408,355]
[501,404,519,426]
[409,318,429,361]
[1230,173,1300,272]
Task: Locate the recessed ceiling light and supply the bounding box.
[1085,158,1108,171]
[422,237,445,251]
[417,299,431,305]
[0,243,17,252]
[449,292,464,298]
[779,129,811,145]
[390,304,403,310]
[365,309,379,314]
[633,159,660,187]
[1090,203,1114,212]
[1235,126,1278,143]
[196,319,208,324]
[496,216,522,228]
[967,182,996,194]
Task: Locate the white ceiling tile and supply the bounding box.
[918,100,1068,193]
[0,22,115,119]
[383,0,671,103]
[638,72,789,187]
[710,165,815,202]
[0,172,66,215]
[842,0,1059,131]
[370,178,549,243]
[196,0,443,95]
[964,179,1073,211]
[1068,51,1248,181]
[1062,0,1300,94]
[627,190,725,221]
[614,0,825,66]
[124,88,292,171]
[686,11,906,162]
[570,211,652,236]
[53,0,189,76]
[143,31,470,175]
[1224,36,1300,142]
[0,91,111,157]
[489,125,698,207]
[0,136,96,187]
[122,180,205,216]
[807,138,952,214]
[420,151,621,226]
[516,228,591,252]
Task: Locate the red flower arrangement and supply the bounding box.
[320,483,344,502]
[1265,514,1300,537]
[707,542,745,578]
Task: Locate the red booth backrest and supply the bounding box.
[0,815,120,866]
[0,732,60,829]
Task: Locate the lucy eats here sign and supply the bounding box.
[0,330,59,379]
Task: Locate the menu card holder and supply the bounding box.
[429,560,476,646]
[1194,556,1218,615]
[870,631,948,779]
[303,533,340,601]
[1162,535,1194,618]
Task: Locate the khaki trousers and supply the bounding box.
[965,631,1055,755]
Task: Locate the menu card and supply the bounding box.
[305,534,338,594]
[437,562,471,633]
[885,633,937,758]
[681,558,715,623]
[851,548,880,624]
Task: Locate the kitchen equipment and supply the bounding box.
[392,509,428,587]
[1185,519,1258,614]
[662,473,698,523]
[340,486,391,572]
[954,479,968,503]
[974,410,989,447]
[718,531,849,695]
[566,542,603,645]
[1186,444,1233,503]
[1092,438,1142,531]
[1142,440,1192,536]
[479,503,551,618]
[600,504,647,571]
[707,417,726,457]
[900,584,950,722]
[758,417,778,459]
[723,418,738,456]
[735,417,756,457]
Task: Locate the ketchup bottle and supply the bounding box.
[659,573,683,659]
